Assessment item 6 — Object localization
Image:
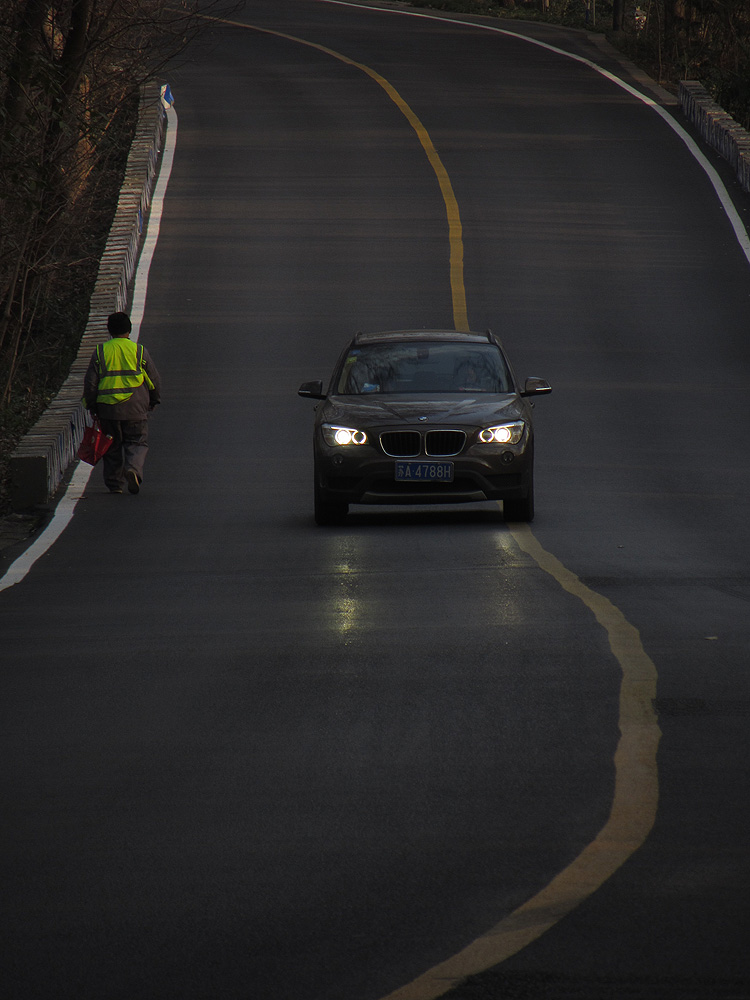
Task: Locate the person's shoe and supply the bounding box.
[125,469,140,494]
[109,486,123,494]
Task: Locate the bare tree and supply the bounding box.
[0,0,238,411]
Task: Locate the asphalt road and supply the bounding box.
[2,3,749,999]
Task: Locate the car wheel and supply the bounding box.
[314,477,348,526]
[503,466,534,523]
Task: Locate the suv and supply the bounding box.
[299,329,551,525]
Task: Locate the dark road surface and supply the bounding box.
[2,3,749,998]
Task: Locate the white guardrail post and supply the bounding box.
[8,81,167,511]
[680,81,750,195]
[9,78,747,511]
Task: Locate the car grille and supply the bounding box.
[425,430,466,457]
[379,430,467,457]
[380,431,421,457]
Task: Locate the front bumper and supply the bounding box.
[315,447,531,505]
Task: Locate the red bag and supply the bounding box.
[77,419,113,465]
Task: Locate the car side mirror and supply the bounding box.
[298,380,326,400]
[520,377,552,397]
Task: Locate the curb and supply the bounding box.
[8,82,167,511]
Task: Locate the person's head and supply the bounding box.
[107,312,132,337]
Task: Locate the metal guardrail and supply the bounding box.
[680,80,750,195]
[9,82,166,511]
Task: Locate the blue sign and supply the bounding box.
[160,84,175,109]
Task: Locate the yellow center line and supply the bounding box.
[199,16,661,998]
[212,17,469,331]
[380,525,661,1000]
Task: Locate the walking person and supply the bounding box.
[83,311,161,494]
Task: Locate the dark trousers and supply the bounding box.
[99,418,148,489]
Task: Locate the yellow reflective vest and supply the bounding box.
[94,338,155,405]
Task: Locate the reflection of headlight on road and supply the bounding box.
[478,421,524,444]
[322,425,368,446]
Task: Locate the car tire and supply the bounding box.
[314,477,348,526]
[503,465,534,523]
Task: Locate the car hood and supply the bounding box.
[319,394,524,426]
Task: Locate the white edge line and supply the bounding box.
[0,108,179,594]
[320,0,750,265]
[130,108,179,343]
[7,7,748,592]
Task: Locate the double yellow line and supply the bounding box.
[216,19,469,332]
[382,525,661,999]
[202,17,660,999]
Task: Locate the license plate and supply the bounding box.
[395,461,454,483]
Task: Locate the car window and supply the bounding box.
[336,343,511,394]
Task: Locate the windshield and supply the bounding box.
[335,342,511,395]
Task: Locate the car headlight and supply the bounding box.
[322,424,368,446]
[478,421,525,445]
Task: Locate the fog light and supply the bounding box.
[501,451,515,464]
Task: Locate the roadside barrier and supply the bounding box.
[9,82,166,511]
[8,75,748,511]
[680,80,750,195]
